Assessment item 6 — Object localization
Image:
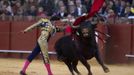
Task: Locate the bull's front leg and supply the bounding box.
[79,56,92,75]
[74,40,92,75]
[64,60,75,75]
[95,49,110,73]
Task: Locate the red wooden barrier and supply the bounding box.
[0,21,10,49]
[10,21,37,51]
[0,21,10,57]
[105,24,131,63]
[9,21,37,58]
[131,25,134,55]
[0,21,133,63]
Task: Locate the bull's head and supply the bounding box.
[77,21,94,38]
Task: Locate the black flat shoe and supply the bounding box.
[20,71,27,75]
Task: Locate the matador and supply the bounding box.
[20,18,55,75]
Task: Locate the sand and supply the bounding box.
[0,58,133,75]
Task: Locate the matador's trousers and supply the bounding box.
[27,41,49,64]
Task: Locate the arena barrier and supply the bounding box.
[0,21,134,63]
[105,24,134,64]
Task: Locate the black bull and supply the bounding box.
[55,21,110,75]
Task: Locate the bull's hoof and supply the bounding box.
[20,71,27,75]
[104,67,110,73]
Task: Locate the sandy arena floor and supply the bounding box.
[0,58,133,75]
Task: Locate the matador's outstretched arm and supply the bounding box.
[23,20,42,33]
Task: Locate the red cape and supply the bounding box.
[73,0,104,26]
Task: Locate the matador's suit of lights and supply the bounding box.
[24,18,55,63]
[20,18,55,75]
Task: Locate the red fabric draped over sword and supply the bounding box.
[73,0,104,26]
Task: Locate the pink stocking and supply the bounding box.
[45,63,53,75]
[21,60,30,73]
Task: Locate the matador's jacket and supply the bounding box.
[23,18,55,63]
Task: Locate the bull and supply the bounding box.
[55,20,110,75]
